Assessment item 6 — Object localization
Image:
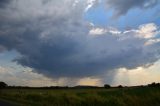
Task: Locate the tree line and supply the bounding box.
[0,81,160,89]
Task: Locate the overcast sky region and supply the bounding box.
[0,0,160,87]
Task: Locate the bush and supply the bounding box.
[118,85,123,88]
[104,84,111,89]
[0,82,8,88]
[148,82,160,87]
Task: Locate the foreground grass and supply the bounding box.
[0,87,160,106]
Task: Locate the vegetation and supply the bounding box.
[0,82,8,88]
[0,82,160,106]
[148,82,160,87]
[0,88,159,106]
[104,84,111,89]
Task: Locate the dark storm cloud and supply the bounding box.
[106,0,158,17]
[0,0,10,8]
[0,0,160,78]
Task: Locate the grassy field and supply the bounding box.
[0,87,160,106]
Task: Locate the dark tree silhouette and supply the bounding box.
[104,84,111,89]
[148,82,160,87]
[0,82,8,88]
[118,85,123,88]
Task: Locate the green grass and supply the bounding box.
[0,87,160,106]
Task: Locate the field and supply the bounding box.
[0,87,160,106]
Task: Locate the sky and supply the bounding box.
[0,0,160,87]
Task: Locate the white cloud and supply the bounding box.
[112,60,160,86]
[89,27,121,36]
[0,66,57,87]
[89,28,107,35]
[145,39,160,45]
[138,23,158,39]
[89,23,160,45]
[85,0,99,11]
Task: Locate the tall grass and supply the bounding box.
[0,87,160,106]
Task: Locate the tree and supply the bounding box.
[118,85,123,88]
[0,82,8,88]
[148,82,160,87]
[104,84,111,89]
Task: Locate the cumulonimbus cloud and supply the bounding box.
[0,0,160,78]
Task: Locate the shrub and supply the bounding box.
[118,85,123,88]
[104,84,111,89]
[0,82,8,88]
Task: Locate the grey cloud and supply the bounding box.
[0,0,160,78]
[0,0,10,8]
[0,45,6,52]
[105,0,158,17]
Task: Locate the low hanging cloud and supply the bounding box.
[0,0,160,78]
[105,0,159,17]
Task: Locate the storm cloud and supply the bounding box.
[0,0,10,8]
[0,0,160,78]
[105,0,159,17]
